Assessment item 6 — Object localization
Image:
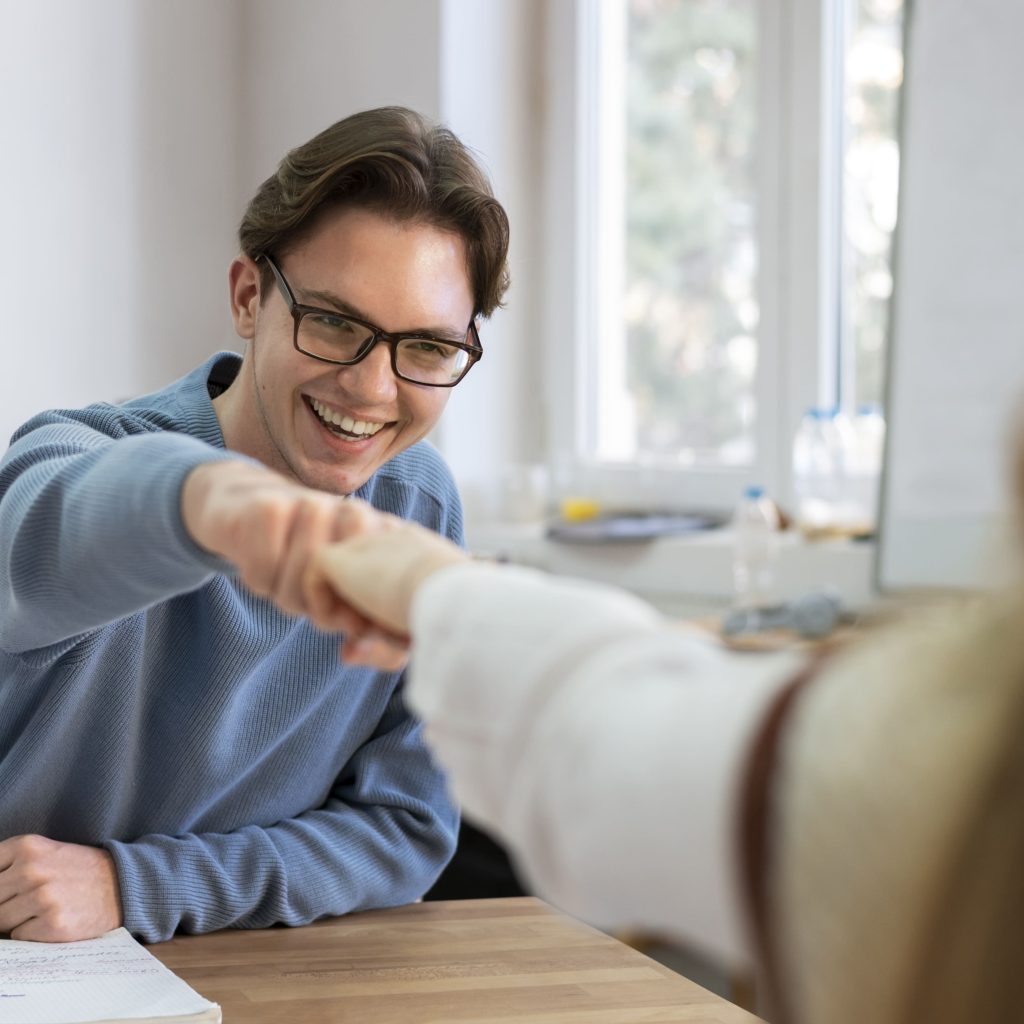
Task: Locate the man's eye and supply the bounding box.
[310,314,354,333]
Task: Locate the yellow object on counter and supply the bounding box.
[559,497,602,522]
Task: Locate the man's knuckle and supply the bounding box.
[40,912,73,942]
[20,863,46,887]
[13,833,42,855]
[35,886,60,914]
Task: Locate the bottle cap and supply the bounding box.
[743,485,765,500]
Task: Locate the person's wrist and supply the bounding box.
[180,462,219,548]
[406,547,470,593]
[396,548,471,625]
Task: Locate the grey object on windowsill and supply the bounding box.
[546,513,726,544]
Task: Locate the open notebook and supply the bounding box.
[0,928,219,1024]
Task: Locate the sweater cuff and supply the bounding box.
[105,836,184,943]
[110,435,247,580]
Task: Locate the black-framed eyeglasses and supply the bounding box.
[260,253,482,388]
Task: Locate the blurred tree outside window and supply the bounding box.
[587,0,904,470]
[842,0,904,411]
[623,0,758,466]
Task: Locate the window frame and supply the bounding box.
[541,0,842,515]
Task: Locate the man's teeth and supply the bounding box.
[309,398,384,438]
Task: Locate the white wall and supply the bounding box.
[0,0,241,443]
[238,0,443,195]
[435,0,547,522]
[131,1,244,388]
[877,0,1024,590]
[1,0,135,434]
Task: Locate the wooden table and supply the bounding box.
[151,897,764,1023]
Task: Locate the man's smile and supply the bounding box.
[306,396,390,441]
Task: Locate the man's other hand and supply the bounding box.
[0,835,122,942]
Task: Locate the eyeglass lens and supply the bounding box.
[298,311,472,386]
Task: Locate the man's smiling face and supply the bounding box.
[222,206,475,495]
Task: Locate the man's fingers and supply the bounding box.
[340,630,410,672]
[0,836,19,871]
[0,835,46,898]
[332,497,389,538]
[266,498,333,616]
[253,497,393,618]
[305,580,370,636]
[0,868,17,906]
[10,913,77,943]
[9,917,46,942]
[0,891,36,937]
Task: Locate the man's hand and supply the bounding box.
[305,514,470,668]
[181,461,383,624]
[0,835,122,942]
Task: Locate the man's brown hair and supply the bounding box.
[239,106,510,317]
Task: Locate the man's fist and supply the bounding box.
[181,461,379,622]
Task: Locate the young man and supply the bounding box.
[0,106,510,943]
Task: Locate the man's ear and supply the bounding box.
[228,256,261,339]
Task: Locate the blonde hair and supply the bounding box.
[773,589,1024,1024]
[906,698,1024,1023]
[900,409,1024,1022]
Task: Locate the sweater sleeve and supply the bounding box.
[404,562,805,969]
[0,413,241,654]
[105,686,459,942]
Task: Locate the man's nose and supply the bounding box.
[336,340,399,402]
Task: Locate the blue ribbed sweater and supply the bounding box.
[0,352,460,942]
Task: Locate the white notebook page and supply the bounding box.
[0,928,219,1024]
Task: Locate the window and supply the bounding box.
[839,0,904,410]
[542,0,904,512]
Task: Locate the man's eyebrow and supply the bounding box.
[300,287,470,343]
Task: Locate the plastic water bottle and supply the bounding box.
[793,406,884,537]
[792,408,842,537]
[829,408,859,534]
[732,485,781,609]
[849,404,886,535]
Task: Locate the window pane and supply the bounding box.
[598,0,758,466]
[842,0,904,409]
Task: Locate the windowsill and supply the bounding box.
[466,519,879,618]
